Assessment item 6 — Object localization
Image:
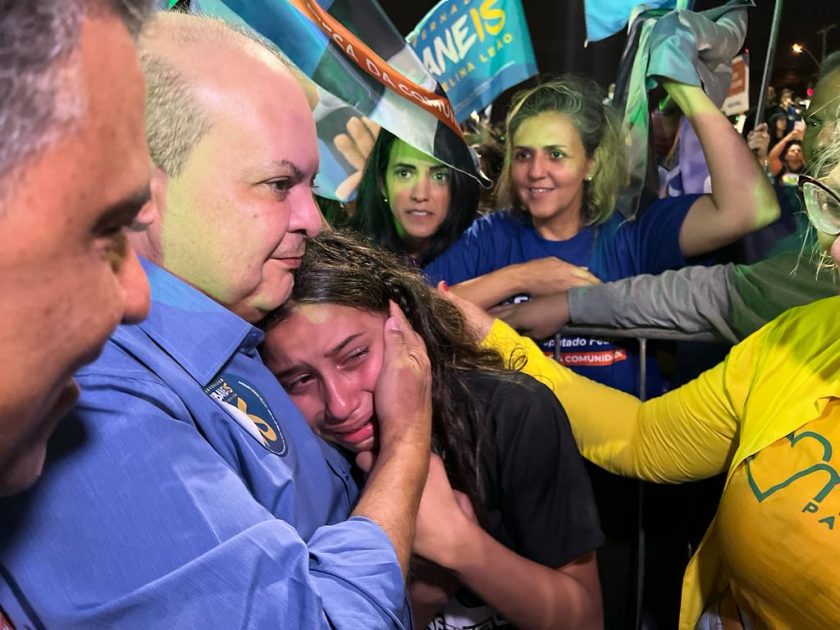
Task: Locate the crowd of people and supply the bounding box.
[2,1,840,629]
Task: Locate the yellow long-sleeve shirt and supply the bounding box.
[484,296,840,628]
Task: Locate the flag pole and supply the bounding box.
[754,0,784,128]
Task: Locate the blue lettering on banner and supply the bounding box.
[407,0,537,121]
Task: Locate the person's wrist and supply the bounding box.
[377,420,431,456]
[512,262,530,293]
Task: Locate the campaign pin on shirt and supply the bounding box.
[205,374,288,456]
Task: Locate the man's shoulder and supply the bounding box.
[77,323,163,381]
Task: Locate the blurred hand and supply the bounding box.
[747,122,770,161]
[373,301,431,456]
[519,257,600,297]
[409,557,460,627]
[489,292,570,340]
[334,116,381,200]
[788,127,804,142]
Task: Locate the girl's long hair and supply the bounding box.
[262,230,505,509]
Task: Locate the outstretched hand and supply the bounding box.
[520,257,600,297]
[489,292,571,340]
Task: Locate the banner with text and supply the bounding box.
[191,0,485,201]
[408,0,537,122]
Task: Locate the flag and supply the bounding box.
[190,0,485,202]
[584,0,683,44]
[407,0,537,123]
[613,0,751,217]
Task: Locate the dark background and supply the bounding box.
[383,0,839,111]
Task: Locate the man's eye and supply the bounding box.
[103,231,129,271]
[267,179,293,195]
[432,170,451,183]
[514,150,530,160]
[549,150,565,159]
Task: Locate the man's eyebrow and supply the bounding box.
[268,160,304,180]
[392,162,418,170]
[93,186,151,231]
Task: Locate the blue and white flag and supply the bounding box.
[408,0,537,122]
[584,0,682,43]
[185,0,484,201]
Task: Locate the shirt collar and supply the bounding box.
[131,259,263,386]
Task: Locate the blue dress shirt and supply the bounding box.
[0,260,409,629]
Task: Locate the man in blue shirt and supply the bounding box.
[0,12,432,629]
[0,0,152,496]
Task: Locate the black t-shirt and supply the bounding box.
[427,370,604,629]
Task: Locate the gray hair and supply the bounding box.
[141,52,211,177]
[138,12,296,177]
[0,0,152,194]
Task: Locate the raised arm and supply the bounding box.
[767,127,804,175]
[668,81,780,257]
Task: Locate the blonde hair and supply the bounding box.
[495,76,627,225]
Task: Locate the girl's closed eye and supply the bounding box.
[342,347,370,367]
[283,372,314,394]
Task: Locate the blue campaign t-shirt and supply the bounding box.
[424,195,700,397]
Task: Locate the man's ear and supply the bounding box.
[134,165,167,227]
[128,165,168,262]
[147,166,168,223]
